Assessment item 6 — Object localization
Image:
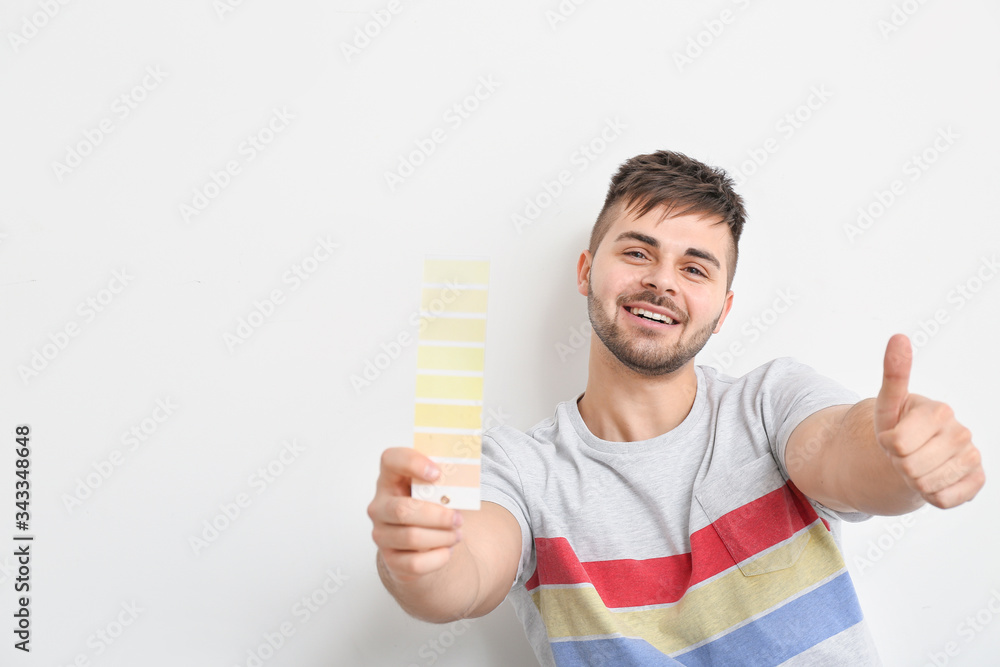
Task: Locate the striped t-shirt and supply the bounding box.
[481,358,882,666]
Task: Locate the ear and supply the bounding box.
[712,290,735,334]
[576,250,592,297]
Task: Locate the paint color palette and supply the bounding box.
[411,257,489,510]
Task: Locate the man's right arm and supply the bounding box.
[368,447,522,623]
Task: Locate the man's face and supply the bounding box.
[577,204,734,376]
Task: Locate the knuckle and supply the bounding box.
[399,525,420,548]
[928,494,950,509]
[932,402,954,422]
[898,458,919,480]
[383,552,411,577]
[944,461,964,486]
[965,446,982,469]
[913,476,935,496]
[391,497,418,523]
[877,431,896,452]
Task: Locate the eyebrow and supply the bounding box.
[613,231,721,270]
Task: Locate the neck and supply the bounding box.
[577,341,699,442]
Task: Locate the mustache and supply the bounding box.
[616,291,688,324]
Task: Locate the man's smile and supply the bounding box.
[621,301,683,328]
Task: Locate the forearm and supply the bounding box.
[376,543,484,624]
[829,398,925,516]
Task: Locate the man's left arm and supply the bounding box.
[785,334,986,516]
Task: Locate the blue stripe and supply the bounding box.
[552,636,686,666]
[674,571,864,666]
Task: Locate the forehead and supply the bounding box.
[605,202,732,251]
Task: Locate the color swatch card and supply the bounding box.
[411,257,489,510]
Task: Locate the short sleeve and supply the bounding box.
[480,427,534,590]
[758,357,872,524]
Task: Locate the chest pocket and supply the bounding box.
[695,455,812,576]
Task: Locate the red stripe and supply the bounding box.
[526,481,823,608]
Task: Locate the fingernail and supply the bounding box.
[452,511,464,528]
[425,465,440,481]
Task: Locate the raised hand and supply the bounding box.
[874,334,985,509]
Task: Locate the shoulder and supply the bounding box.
[483,399,573,456]
[697,357,818,397]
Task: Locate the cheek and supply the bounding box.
[686,290,721,316]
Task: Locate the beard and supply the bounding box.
[587,286,720,377]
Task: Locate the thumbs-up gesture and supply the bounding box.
[874,334,985,508]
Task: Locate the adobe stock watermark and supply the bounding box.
[406,619,476,667]
[555,319,591,363]
[351,280,473,393]
[922,588,1000,667]
[512,117,627,234]
[730,85,833,188]
[188,439,306,557]
[878,0,931,39]
[222,235,339,352]
[544,0,588,31]
[50,65,168,183]
[58,601,144,666]
[852,505,930,576]
[711,288,798,371]
[783,412,842,492]
[0,555,19,587]
[383,75,501,192]
[672,0,754,72]
[430,404,511,489]
[340,0,407,63]
[179,106,295,224]
[843,126,959,243]
[7,0,73,53]
[17,268,134,385]
[235,567,350,667]
[214,0,251,20]
[61,398,178,513]
[908,253,998,356]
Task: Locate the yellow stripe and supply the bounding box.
[415,374,483,401]
[531,523,843,654]
[421,287,488,314]
[413,433,482,458]
[420,318,486,343]
[423,259,490,284]
[417,346,485,372]
[414,403,483,430]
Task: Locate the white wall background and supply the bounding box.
[2,1,998,665]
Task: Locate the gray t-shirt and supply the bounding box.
[481,358,882,666]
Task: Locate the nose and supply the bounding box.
[640,263,678,295]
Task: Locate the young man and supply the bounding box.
[368,150,985,665]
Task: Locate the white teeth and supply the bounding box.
[631,307,674,324]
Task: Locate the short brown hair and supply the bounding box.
[589,150,747,290]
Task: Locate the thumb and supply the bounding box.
[875,333,912,433]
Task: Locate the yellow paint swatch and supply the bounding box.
[420,318,487,343]
[415,375,484,401]
[422,259,490,285]
[421,287,489,314]
[414,403,484,430]
[412,257,489,511]
[417,346,485,372]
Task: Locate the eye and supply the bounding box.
[624,250,648,260]
[684,266,707,277]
